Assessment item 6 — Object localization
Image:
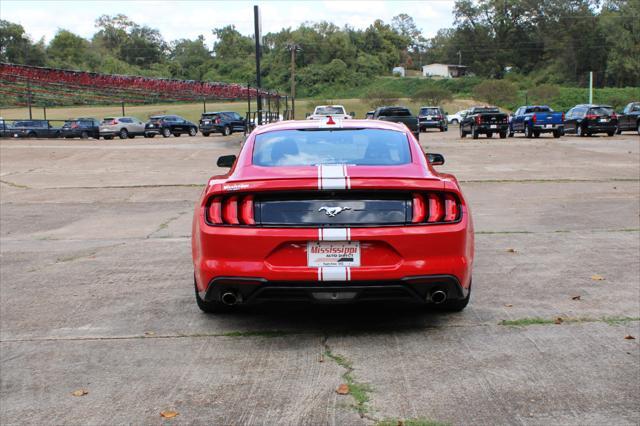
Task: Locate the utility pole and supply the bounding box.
[203,97,207,113]
[254,5,263,125]
[121,100,125,116]
[588,71,593,104]
[457,50,462,66]
[287,43,301,120]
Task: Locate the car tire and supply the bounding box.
[223,125,231,136]
[202,132,210,137]
[451,119,458,125]
[533,130,540,138]
[472,126,479,139]
[80,131,89,139]
[162,128,171,138]
[189,127,197,136]
[119,129,128,139]
[28,131,37,138]
[487,132,493,138]
[607,130,615,137]
[104,136,113,140]
[499,131,507,139]
[524,125,532,138]
[459,126,466,138]
[194,277,229,314]
[436,280,472,312]
[553,130,562,138]
[577,125,585,137]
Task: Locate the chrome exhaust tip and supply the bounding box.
[430,290,447,304]
[221,291,240,306]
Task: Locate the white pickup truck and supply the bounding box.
[307,105,353,120]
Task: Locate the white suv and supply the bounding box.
[99,117,146,140]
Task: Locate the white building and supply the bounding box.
[422,63,467,78]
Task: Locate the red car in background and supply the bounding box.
[192,118,474,313]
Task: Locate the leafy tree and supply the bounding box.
[411,87,453,106]
[0,20,46,65]
[472,80,517,106]
[47,30,90,68]
[528,84,560,105]
[169,36,214,80]
[366,89,402,108]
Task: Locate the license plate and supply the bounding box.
[490,124,497,129]
[600,118,608,122]
[149,124,154,128]
[545,124,552,129]
[204,120,210,124]
[307,241,360,267]
[426,116,432,120]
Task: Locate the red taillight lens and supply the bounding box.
[222,195,239,224]
[585,114,598,120]
[215,118,220,124]
[611,112,617,120]
[207,196,223,224]
[111,120,118,125]
[475,115,481,124]
[532,114,537,123]
[443,194,459,221]
[412,193,426,223]
[240,195,255,225]
[562,112,565,121]
[427,194,444,222]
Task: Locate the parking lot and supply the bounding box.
[1,129,638,425]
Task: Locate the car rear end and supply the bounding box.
[418,107,445,131]
[192,121,474,310]
[199,113,223,134]
[99,117,122,138]
[475,112,509,134]
[61,120,80,138]
[584,106,618,135]
[145,116,164,136]
[529,111,564,134]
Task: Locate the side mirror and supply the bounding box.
[350,112,355,118]
[426,153,445,166]
[217,154,236,168]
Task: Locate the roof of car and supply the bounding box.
[251,119,407,136]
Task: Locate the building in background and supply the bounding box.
[422,63,467,78]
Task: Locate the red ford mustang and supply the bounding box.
[192,118,474,313]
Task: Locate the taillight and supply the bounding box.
[475,115,481,124]
[562,112,565,121]
[413,192,460,224]
[585,114,598,120]
[611,112,617,120]
[111,119,118,125]
[412,193,426,223]
[206,194,255,225]
[532,114,537,123]
[215,118,220,124]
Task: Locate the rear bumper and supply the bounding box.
[532,124,563,133]
[199,124,223,133]
[419,120,444,129]
[477,124,508,133]
[201,275,468,304]
[586,125,616,133]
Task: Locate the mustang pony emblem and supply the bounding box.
[318,206,351,217]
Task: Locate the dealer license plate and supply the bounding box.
[307,241,360,267]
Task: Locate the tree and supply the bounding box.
[0,20,46,65]
[366,89,402,108]
[169,36,214,80]
[411,87,453,106]
[47,30,90,68]
[472,80,517,107]
[528,84,560,105]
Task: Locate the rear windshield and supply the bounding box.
[378,108,412,117]
[419,108,440,115]
[526,106,552,113]
[588,107,614,116]
[102,118,115,123]
[201,114,218,119]
[473,108,500,113]
[314,106,345,115]
[253,129,411,166]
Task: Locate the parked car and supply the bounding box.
[364,111,375,119]
[564,104,618,137]
[459,107,509,139]
[371,106,420,140]
[616,102,640,135]
[0,117,10,138]
[99,116,146,140]
[447,110,468,125]
[192,118,474,313]
[9,120,61,138]
[61,118,100,139]
[307,105,353,120]
[145,115,198,138]
[509,105,564,138]
[418,106,447,132]
[200,111,247,136]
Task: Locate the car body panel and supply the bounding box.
[199,111,247,135]
[564,104,618,135]
[145,115,197,136]
[460,107,509,137]
[99,117,145,138]
[617,102,640,134]
[510,105,564,136]
[418,106,448,131]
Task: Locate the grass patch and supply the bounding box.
[377,419,449,426]
[499,316,640,327]
[323,346,374,417]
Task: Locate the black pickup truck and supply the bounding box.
[372,106,420,140]
[460,107,509,139]
[616,102,640,135]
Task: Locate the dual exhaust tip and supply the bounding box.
[430,290,447,304]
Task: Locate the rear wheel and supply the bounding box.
[524,125,533,138]
[533,130,540,138]
[194,277,228,314]
[119,128,128,139]
[189,127,197,136]
[553,130,562,138]
[80,131,89,139]
[459,125,467,138]
[499,131,507,139]
[223,125,231,136]
[202,132,210,137]
[472,125,479,139]
[162,128,171,138]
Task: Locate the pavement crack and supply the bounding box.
[498,316,640,327]
[0,179,30,189]
[146,211,187,238]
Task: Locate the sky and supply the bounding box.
[0,0,455,47]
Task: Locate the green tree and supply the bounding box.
[411,87,453,106]
[366,89,402,108]
[47,30,90,68]
[528,84,560,105]
[472,80,517,107]
[0,20,46,65]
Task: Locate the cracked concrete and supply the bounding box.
[1,131,639,425]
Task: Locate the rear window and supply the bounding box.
[419,108,440,115]
[526,106,552,113]
[588,107,614,116]
[253,129,411,167]
[314,106,345,115]
[378,108,412,117]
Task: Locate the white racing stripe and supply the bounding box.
[318,164,350,190]
[318,267,351,281]
[318,228,350,241]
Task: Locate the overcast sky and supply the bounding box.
[1,0,455,47]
